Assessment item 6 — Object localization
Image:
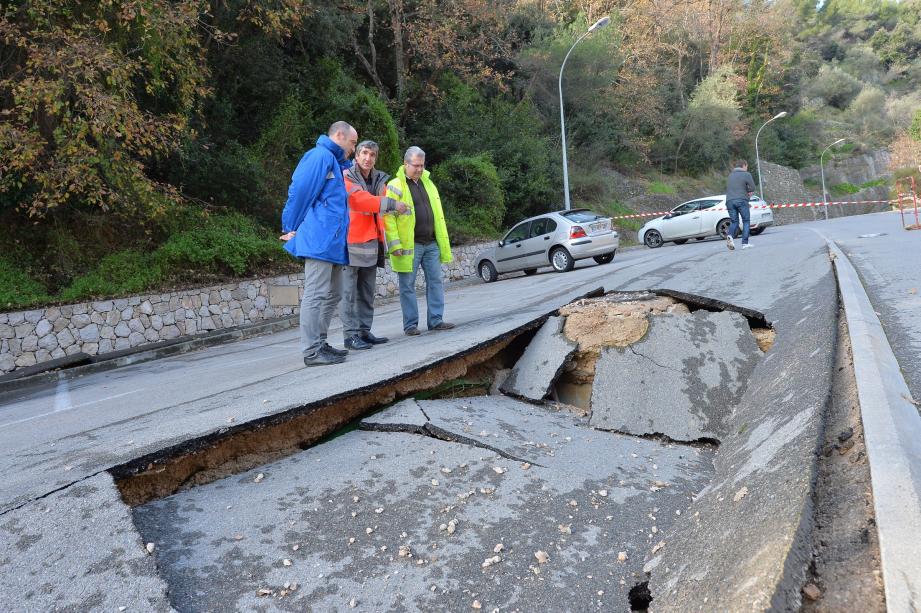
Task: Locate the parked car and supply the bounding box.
[638,195,773,248]
[475,209,620,282]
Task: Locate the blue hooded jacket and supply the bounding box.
[281,135,353,265]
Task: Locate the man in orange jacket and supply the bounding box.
[341,141,405,350]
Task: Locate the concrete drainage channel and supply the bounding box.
[106,288,820,613]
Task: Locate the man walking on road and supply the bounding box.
[385,146,455,336]
[280,121,357,367]
[725,159,757,250]
[341,141,404,350]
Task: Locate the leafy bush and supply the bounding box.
[405,74,556,225]
[807,65,863,109]
[0,258,50,309]
[658,67,741,174]
[860,178,888,189]
[154,212,287,276]
[829,182,861,196]
[910,108,921,141]
[602,201,643,234]
[59,251,162,303]
[308,62,401,174]
[647,181,676,195]
[431,154,505,241]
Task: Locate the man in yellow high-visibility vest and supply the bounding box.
[384,146,455,336]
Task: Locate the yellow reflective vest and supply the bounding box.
[384,166,453,273]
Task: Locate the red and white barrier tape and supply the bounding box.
[610,199,896,221]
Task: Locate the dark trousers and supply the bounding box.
[340,265,377,339]
[727,199,751,244]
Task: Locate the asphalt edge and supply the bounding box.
[827,240,921,611]
[0,316,298,396]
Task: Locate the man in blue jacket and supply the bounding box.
[280,121,358,366]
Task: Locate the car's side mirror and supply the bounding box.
[498,240,505,247]
[664,213,673,220]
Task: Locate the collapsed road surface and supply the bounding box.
[1,214,917,611]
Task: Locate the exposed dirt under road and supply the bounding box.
[801,311,885,612]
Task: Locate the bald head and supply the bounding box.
[328,121,358,158]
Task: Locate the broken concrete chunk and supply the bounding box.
[590,310,761,442]
[500,316,576,402]
[359,398,428,432]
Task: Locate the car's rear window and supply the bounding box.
[560,210,603,223]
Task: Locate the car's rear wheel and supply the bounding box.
[523,268,538,276]
[750,227,765,236]
[717,218,731,238]
[673,239,688,245]
[479,261,498,283]
[643,230,663,249]
[550,247,575,272]
[593,252,615,265]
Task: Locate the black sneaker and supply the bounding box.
[304,350,346,367]
[322,342,348,356]
[345,335,373,350]
[361,332,389,344]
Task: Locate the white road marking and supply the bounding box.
[0,389,145,430]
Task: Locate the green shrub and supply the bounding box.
[308,62,401,174]
[0,258,50,309]
[829,182,861,196]
[860,178,888,189]
[431,154,505,242]
[601,201,643,234]
[647,180,676,195]
[59,251,162,303]
[154,212,286,276]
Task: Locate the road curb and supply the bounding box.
[0,316,297,396]
[827,241,921,610]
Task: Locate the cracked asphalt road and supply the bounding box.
[134,397,714,612]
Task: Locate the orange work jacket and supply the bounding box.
[344,176,386,245]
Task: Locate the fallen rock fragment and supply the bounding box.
[534,550,550,564]
[802,583,822,601]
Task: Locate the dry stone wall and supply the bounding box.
[0,241,494,374]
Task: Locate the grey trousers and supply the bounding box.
[300,258,344,357]
[340,265,377,339]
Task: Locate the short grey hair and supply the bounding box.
[404,146,426,162]
[328,120,354,137]
[356,140,379,155]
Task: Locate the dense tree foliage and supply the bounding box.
[1,0,920,308]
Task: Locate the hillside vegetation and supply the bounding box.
[1,0,920,308]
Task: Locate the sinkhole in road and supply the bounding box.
[121,289,773,612]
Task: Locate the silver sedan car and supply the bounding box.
[475,209,619,282]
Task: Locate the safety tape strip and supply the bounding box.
[609,199,897,220]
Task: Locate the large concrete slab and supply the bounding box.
[643,244,839,612]
[500,316,576,402]
[590,310,761,442]
[360,398,428,433]
[0,473,172,612]
[134,397,714,612]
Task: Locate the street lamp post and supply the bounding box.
[559,16,610,211]
[821,138,847,221]
[755,111,788,200]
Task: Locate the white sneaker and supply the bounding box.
[726,235,735,251]
[742,243,753,250]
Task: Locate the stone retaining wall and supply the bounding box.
[0,241,493,374]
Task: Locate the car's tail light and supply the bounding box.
[569,225,587,239]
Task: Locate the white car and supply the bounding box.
[638,195,773,248]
